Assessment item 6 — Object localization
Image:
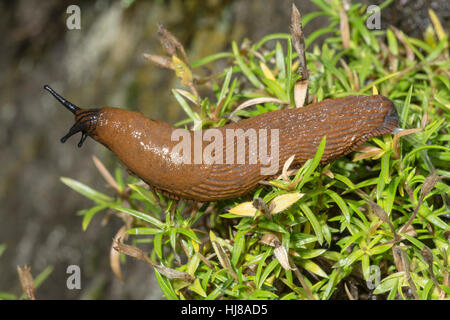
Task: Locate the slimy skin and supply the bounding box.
[44,85,398,202]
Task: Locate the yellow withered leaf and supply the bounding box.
[192,239,199,253]
[209,230,218,242]
[228,201,260,217]
[428,9,445,42]
[265,274,276,286]
[270,192,304,214]
[260,62,276,80]
[172,55,193,85]
[372,86,378,95]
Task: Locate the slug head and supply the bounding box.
[44,85,99,147]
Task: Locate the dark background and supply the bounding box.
[0,0,447,299]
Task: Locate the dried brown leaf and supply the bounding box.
[364,197,397,237]
[154,265,194,282]
[110,226,128,282]
[420,246,434,265]
[212,240,232,270]
[294,79,309,108]
[252,197,269,214]
[112,237,146,261]
[420,171,441,199]
[392,244,403,272]
[322,169,334,179]
[260,233,281,247]
[230,97,288,117]
[17,265,35,300]
[391,26,415,61]
[354,145,383,153]
[143,53,174,70]
[393,128,422,158]
[290,4,309,108]
[367,200,389,223]
[344,282,355,300]
[157,23,188,63]
[281,155,296,181]
[92,155,121,194]
[290,4,308,80]
[421,110,428,129]
[274,246,294,270]
[402,224,417,237]
[353,148,385,162]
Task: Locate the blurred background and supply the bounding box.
[0,0,448,299]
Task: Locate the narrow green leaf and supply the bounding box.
[231,230,246,267]
[154,269,179,300]
[300,203,324,245]
[258,258,279,289]
[154,233,163,259]
[400,85,413,127]
[114,207,165,229]
[172,89,201,122]
[325,190,351,223]
[61,177,113,204]
[0,292,17,300]
[381,153,391,184]
[82,204,107,231]
[191,52,234,68]
[275,41,286,80]
[0,244,6,258]
[232,41,263,88]
[126,228,162,235]
[321,269,338,300]
[218,67,233,104]
[297,136,326,190]
[175,228,200,243]
[188,278,206,297]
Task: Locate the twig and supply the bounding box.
[397,246,420,299]
[196,251,214,269]
[290,4,308,80]
[344,282,355,300]
[291,4,309,108]
[289,257,315,300]
[400,171,440,233]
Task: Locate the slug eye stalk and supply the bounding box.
[44,85,98,148]
[43,85,80,114]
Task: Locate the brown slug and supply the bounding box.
[44,85,398,202]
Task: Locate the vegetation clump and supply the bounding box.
[62,0,449,300]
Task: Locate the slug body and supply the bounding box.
[44,85,398,201]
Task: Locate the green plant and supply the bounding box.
[62,0,449,300]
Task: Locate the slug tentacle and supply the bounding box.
[44,85,99,148]
[44,85,80,114]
